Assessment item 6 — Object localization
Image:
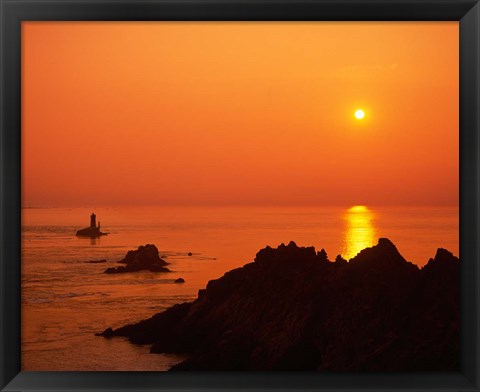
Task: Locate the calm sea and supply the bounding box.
[21,205,458,370]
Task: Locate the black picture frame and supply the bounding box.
[1,0,479,391]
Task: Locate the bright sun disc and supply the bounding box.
[354,109,365,120]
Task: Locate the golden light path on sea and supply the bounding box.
[341,205,377,260]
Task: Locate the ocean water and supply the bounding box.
[21,205,458,371]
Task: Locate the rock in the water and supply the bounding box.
[98,239,459,371]
[76,226,107,238]
[174,278,185,284]
[188,252,193,256]
[104,244,170,274]
[85,259,107,264]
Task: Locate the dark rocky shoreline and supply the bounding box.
[98,238,459,371]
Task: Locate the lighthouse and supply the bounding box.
[76,213,107,237]
[90,213,97,228]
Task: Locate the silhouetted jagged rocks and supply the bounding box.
[335,254,347,264]
[76,213,108,238]
[98,238,459,371]
[104,244,170,274]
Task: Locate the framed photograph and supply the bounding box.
[1,0,479,391]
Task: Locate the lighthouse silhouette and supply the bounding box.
[76,213,106,237]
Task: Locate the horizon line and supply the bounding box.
[21,203,460,209]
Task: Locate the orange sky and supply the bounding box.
[22,22,459,207]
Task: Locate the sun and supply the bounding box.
[354,109,365,120]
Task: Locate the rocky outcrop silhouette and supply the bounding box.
[98,238,459,371]
[104,244,170,274]
[76,226,107,237]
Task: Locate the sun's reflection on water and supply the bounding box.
[341,205,377,260]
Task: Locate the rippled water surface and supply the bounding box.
[21,205,458,370]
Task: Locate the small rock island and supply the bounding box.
[104,244,171,274]
[76,213,108,238]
